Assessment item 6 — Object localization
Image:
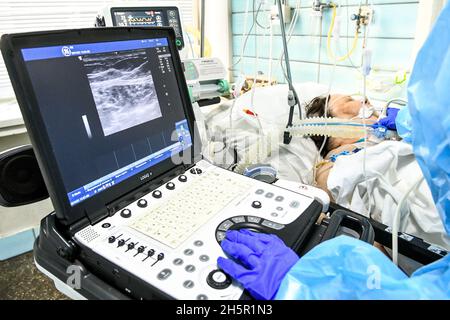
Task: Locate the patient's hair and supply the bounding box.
[305,96,332,158]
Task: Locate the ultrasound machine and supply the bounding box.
[1,27,380,300]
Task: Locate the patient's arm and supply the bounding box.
[315,144,362,200]
[315,162,334,200]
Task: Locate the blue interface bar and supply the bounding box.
[67,120,192,206]
[22,38,168,61]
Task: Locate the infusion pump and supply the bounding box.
[183,58,229,103]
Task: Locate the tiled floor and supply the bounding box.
[0,251,68,300]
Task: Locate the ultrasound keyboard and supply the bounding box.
[74,160,319,300]
[131,170,253,248]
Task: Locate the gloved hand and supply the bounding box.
[372,107,400,130]
[217,229,299,300]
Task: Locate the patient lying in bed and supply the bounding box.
[305,95,450,249]
[305,94,379,196]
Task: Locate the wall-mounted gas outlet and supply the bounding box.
[352,5,374,27]
[270,3,292,24]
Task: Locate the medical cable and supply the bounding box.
[279,1,301,83]
[230,0,254,72]
[276,0,302,145]
[392,176,425,266]
[327,3,359,63]
[185,29,196,59]
[380,98,407,120]
[250,0,265,136]
[361,0,374,218]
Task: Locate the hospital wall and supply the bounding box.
[230,0,419,100]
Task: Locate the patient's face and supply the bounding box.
[326,95,379,156]
[329,94,377,121]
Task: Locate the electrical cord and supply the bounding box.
[230,0,257,71]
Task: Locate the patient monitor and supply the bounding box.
[96,2,185,50]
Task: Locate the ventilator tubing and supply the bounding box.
[289,117,370,139]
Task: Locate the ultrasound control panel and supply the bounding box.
[74,160,323,300]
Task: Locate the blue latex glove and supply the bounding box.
[217,229,299,300]
[372,107,400,130]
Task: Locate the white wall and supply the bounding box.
[203,0,232,81]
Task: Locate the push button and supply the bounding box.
[247,216,261,223]
[178,175,187,182]
[152,190,162,199]
[185,265,196,272]
[251,201,262,209]
[108,236,116,243]
[120,209,131,218]
[157,269,172,280]
[265,192,274,199]
[232,216,246,223]
[183,280,194,289]
[194,240,204,247]
[261,220,285,230]
[216,231,226,242]
[166,182,175,190]
[290,201,300,208]
[137,199,147,208]
[218,220,233,231]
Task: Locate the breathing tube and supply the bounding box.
[288,117,375,139]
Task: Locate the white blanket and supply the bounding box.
[201,83,328,184]
[328,141,450,250]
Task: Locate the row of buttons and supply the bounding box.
[156,239,230,300]
[108,235,164,266]
[215,216,285,242]
[156,268,231,294]
[118,174,191,218]
[255,189,300,208]
[250,200,285,216]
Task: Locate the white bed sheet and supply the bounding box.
[328,140,450,250]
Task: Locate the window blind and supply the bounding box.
[0,0,194,100]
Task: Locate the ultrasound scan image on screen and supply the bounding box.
[83,50,162,136]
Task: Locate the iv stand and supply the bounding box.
[277,0,302,145]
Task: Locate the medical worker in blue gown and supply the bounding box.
[217,2,450,300]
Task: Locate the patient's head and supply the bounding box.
[305,94,378,158]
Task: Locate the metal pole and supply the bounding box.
[200,0,206,57]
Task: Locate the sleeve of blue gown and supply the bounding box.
[274,236,450,300]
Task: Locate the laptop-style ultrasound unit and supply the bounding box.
[1,27,325,300]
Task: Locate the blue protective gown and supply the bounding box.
[276,2,450,300]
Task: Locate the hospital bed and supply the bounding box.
[199,82,450,257]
